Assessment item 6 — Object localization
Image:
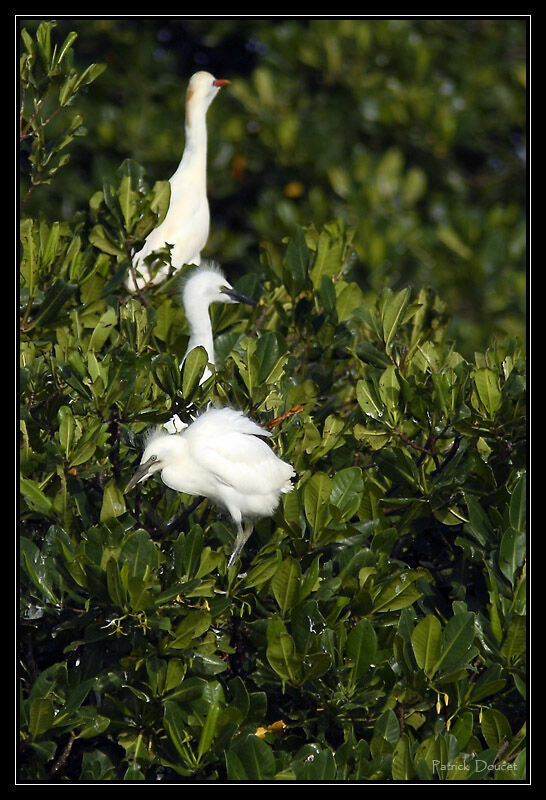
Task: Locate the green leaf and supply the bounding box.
[163,700,194,766]
[433,611,476,676]
[118,174,138,232]
[20,476,53,515]
[319,274,337,317]
[197,701,222,761]
[150,180,171,225]
[242,556,280,590]
[372,569,426,613]
[225,750,248,780]
[283,225,310,295]
[255,331,285,383]
[100,479,126,522]
[451,711,474,750]
[120,529,156,580]
[392,734,415,780]
[28,279,77,329]
[56,30,78,66]
[379,365,401,422]
[498,527,525,586]
[374,709,400,745]
[464,494,494,545]
[381,287,411,355]
[182,345,209,398]
[36,22,52,69]
[411,615,442,677]
[481,708,512,749]
[356,377,384,420]
[178,525,204,580]
[473,368,502,416]
[74,61,107,90]
[19,537,58,604]
[303,472,333,539]
[89,224,126,257]
[509,473,526,532]
[373,448,421,490]
[29,698,55,739]
[106,557,126,608]
[226,735,276,780]
[330,467,364,521]
[124,765,145,781]
[468,664,506,703]
[500,614,526,662]
[299,748,337,780]
[170,609,211,650]
[271,557,301,615]
[267,628,302,684]
[346,618,377,682]
[302,652,331,683]
[88,306,117,352]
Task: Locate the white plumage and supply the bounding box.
[125,71,230,292]
[163,263,256,434]
[181,263,256,378]
[125,407,296,567]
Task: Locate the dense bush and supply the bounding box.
[20,17,526,354]
[19,21,526,782]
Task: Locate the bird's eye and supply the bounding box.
[150,455,158,462]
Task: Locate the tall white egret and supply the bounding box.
[124,407,296,567]
[163,263,256,433]
[126,71,230,292]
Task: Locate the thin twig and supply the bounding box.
[20,95,45,139]
[50,732,76,778]
[167,496,206,533]
[249,303,269,337]
[265,404,304,429]
[21,104,63,141]
[393,426,440,469]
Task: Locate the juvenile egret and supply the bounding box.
[163,263,256,433]
[181,262,256,378]
[126,71,230,292]
[125,407,296,567]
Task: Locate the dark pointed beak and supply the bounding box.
[213,78,230,87]
[124,457,156,494]
[221,287,257,306]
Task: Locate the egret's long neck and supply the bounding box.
[184,296,215,366]
[172,99,209,189]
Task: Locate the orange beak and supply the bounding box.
[213,78,231,87]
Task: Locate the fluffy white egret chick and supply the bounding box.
[163,263,256,434]
[126,71,230,292]
[125,407,296,567]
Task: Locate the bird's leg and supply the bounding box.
[227,520,254,568]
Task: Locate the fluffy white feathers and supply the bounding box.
[126,406,295,565]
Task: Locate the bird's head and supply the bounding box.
[185,71,230,116]
[124,432,184,494]
[182,263,257,310]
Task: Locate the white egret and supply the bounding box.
[126,71,230,292]
[124,407,296,567]
[163,262,256,433]
[180,262,256,380]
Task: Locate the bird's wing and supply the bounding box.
[185,408,271,441]
[183,409,293,496]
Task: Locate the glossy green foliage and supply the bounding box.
[20,18,526,354]
[19,22,526,782]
